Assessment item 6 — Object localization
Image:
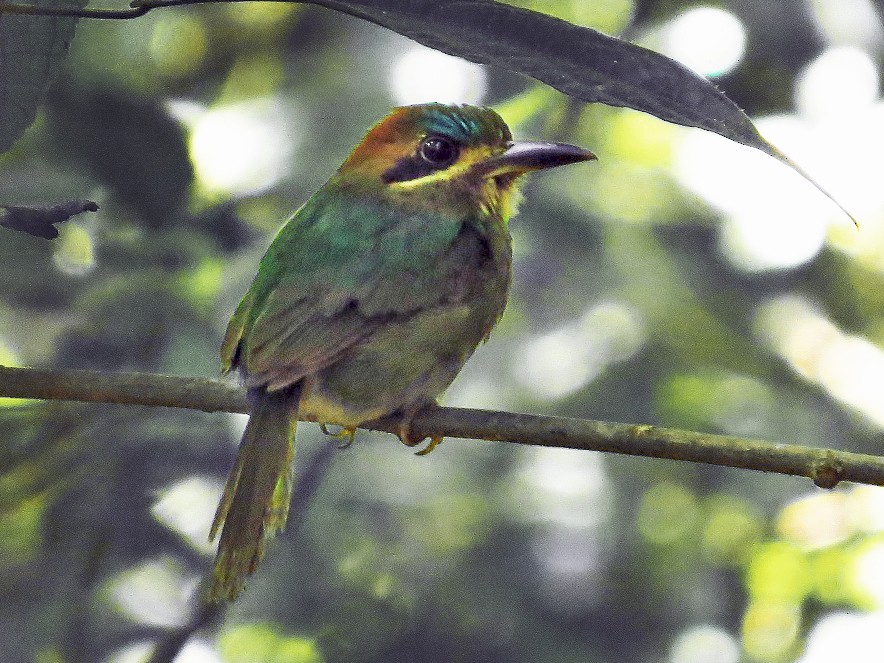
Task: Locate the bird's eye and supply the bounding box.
[418,136,459,168]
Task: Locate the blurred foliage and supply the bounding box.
[1,1,884,662]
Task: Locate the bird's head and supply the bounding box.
[336,103,595,220]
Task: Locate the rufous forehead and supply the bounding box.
[342,115,417,169]
[363,108,423,146]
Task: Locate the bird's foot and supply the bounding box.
[396,417,443,456]
[319,423,357,449]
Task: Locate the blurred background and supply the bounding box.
[2,0,884,661]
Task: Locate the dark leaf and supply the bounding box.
[313,0,854,222]
[0,0,87,153]
[319,0,762,146]
[0,199,98,239]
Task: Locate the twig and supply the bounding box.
[0,0,149,19]
[1,365,881,488]
[0,0,368,20]
[0,0,314,20]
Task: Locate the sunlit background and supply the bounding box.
[1,0,884,661]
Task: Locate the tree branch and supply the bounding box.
[1,365,879,489]
[0,0,149,19]
[0,0,299,20]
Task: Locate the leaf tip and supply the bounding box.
[764,142,859,229]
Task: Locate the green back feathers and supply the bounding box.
[220,189,466,381]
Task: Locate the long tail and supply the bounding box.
[208,382,302,602]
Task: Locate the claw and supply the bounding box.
[396,418,442,456]
[336,427,356,449]
[414,435,443,456]
[319,424,357,449]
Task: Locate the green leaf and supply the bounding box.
[0,0,87,153]
[312,0,854,222]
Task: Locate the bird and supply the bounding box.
[208,103,595,602]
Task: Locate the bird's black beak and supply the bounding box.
[476,141,596,178]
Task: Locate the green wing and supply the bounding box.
[221,185,497,390]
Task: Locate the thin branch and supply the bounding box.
[1,365,880,489]
[0,0,309,20]
[0,365,251,412]
[0,0,357,20]
[0,0,149,19]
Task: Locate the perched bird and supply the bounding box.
[209,103,595,601]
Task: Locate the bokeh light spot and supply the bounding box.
[218,624,323,663]
[662,7,746,77]
[531,527,606,613]
[178,258,224,313]
[53,222,95,276]
[226,2,300,32]
[675,117,833,272]
[777,492,850,550]
[218,53,285,104]
[807,0,884,49]
[796,46,880,120]
[389,46,487,105]
[747,542,812,603]
[518,447,612,612]
[797,611,884,663]
[742,601,801,661]
[515,300,645,400]
[151,476,223,555]
[183,98,300,197]
[720,208,827,273]
[515,446,613,529]
[810,547,850,604]
[702,495,763,564]
[849,537,884,609]
[405,493,490,554]
[670,624,740,663]
[755,296,884,428]
[638,482,700,545]
[106,557,198,628]
[849,486,884,533]
[149,14,207,80]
